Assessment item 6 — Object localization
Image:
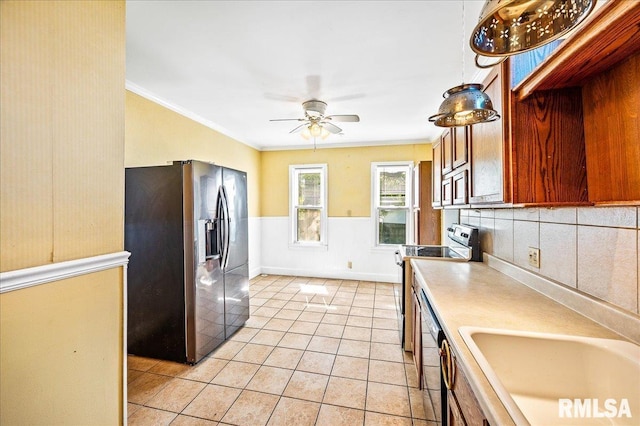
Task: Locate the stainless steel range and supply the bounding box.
[393,223,480,349]
[394,223,480,425]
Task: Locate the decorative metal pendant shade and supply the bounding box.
[471,0,596,59]
[429,84,500,127]
[429,1,500,128]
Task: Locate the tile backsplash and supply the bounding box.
[461,206,640,316]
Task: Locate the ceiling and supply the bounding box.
[125,0,490,151]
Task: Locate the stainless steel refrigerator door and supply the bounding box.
[221,167,249,271]
[221,166,249,338]
[224,263,250,338]
[187,161,225,363]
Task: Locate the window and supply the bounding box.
[290,164,327,245]
[372,162,412,246]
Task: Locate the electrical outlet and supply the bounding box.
[347,261,353,269]
[528,247,540,268]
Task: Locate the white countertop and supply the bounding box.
[410,256,630,426]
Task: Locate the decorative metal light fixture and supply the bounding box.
[471,0,596,68]
[429,1,500,128]
[429,83,499,127]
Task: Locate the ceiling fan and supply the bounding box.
[270,100,360,140]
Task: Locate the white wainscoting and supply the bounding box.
[248,217,262,279]
[258,217,400,283]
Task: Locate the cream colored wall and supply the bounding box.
[125,91,261,218]
[1,270,123,424]
[261,144,432,217]
[0,1,125,424]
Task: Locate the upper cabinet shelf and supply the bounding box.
[514,0,640,100]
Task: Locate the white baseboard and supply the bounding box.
[259,266,397,283]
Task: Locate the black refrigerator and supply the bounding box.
[125,160,249,364]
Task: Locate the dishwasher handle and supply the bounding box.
[394,250,403,266]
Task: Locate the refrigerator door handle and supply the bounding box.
[218,185,231,270]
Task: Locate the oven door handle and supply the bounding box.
[394,250,403,266]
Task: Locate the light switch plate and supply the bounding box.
[528,247,540,268]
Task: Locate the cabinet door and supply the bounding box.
[469,65,510,204]
[452,171,468,205]
[417,162,441,245]
[442,130,454,174]
[442,177,453,206]
[432,140,443,208]
[448,390,467,426]
[453,126,469,169]
[451,355,489,426]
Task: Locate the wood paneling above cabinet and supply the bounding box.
[582,53,640,202]
[510,87,588,204]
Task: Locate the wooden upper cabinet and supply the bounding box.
[469,65,510,205]
[437,124,471,209]
[434,2,640,208]
[512,0,640,205]
[468,54,590,206]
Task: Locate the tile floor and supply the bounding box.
[127,275,436,425]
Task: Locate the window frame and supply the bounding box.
[289,163,328,247]
[371,161,414,247]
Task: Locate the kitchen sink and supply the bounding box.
[459,326,640,425]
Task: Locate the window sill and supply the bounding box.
[288,242,329,251]
[371,244,402,253]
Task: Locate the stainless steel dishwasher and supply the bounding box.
[419,286,447,425]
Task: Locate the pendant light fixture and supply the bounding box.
[471,0,596,68]
[429,1,500,128]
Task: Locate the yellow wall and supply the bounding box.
[261,144,432,217]
[0,1,125,424]
[125,91,261,218]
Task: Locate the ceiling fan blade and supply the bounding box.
[270,118,305,122]
[327,114,360,122]
[322,122,342,134]
[289,123,308,134]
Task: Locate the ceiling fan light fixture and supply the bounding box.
[270,99,359,142]
[428,83,500,128]
[309,122,323,137]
